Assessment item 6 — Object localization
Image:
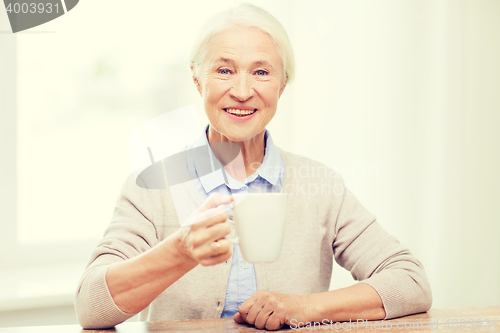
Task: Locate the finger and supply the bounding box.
[190,206,229,226]
[212,238,232,255]
[253,297,276,329]
[188,223,231,249]
[243,300,265,325]
[198,246,232,266]
[204,239,232,259]
[233,312,246,324]
[238,292,262,322]
[266,311,286,331]
[254,310,272,330]
[188,208,226,228]
[198,193,232,212]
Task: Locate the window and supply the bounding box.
[0,0,298,268]
[0,1,244,310]
[0,0,329,314]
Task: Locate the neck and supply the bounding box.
[207,126,266,182]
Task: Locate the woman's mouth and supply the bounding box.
[223,108,257,117]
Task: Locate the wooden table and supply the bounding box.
[2,306,499,332]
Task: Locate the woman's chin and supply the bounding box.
[220,128,263,143]
[210,119,266,143]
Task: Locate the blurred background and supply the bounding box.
[1,0,499,327]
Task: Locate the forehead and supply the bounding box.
[204,26,282,68]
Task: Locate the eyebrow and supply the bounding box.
[215,57,233,64]
[214,57,275,69]
[253,60,274,69]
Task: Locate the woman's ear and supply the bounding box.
[193,76,203,96]
[190,64,203,96]
[279,80,287,98]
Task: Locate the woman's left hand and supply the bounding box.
[233,290,312,330]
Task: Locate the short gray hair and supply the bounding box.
[190,2,295,85]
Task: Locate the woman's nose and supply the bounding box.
[230,75,253,102]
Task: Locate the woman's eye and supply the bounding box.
[255,70,268,76]
[218,69,231,75]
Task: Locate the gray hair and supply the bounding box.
[190,2,295,85]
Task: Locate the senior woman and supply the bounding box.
[75,3,431,330]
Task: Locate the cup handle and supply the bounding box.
[225,236,239,244]
[219,202,234,216]
[219,202,238,244]
[224,216,239,244]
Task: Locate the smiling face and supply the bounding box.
[194,25,286,143]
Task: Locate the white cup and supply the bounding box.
[222,193,287,263]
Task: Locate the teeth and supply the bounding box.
[224,108,256,116]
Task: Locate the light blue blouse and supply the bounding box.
[185,126,284,318]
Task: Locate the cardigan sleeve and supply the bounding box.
[331,184,432,319]
[74,173,160,329]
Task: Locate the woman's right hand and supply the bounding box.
[173,193,234,266]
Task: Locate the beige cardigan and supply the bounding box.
[74,149,432,329]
